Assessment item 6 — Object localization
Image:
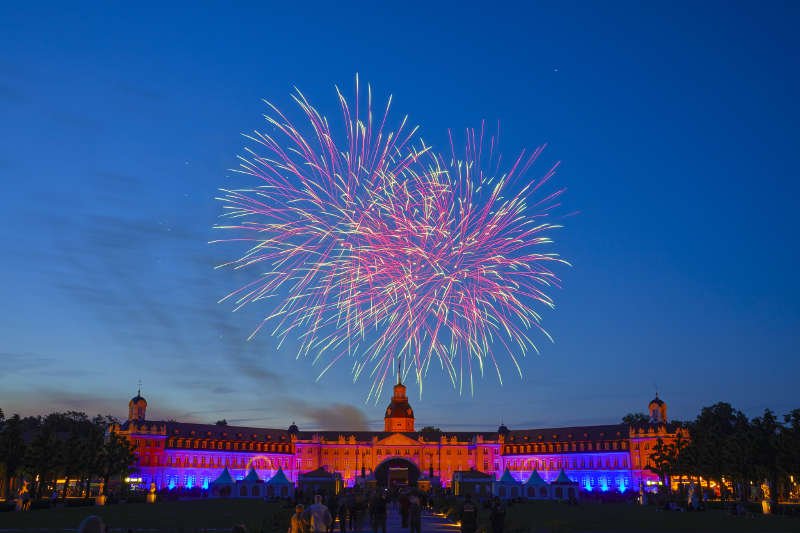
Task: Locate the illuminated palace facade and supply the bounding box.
[114,379,682,494]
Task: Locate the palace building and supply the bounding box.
[113,378,682,495]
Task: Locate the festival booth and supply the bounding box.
[523,470,550,500]
[209,467,235,498]
[549,469,579,502]
[297,467,343,497]
[493,468,523,500]
[452,469,493,498]
[266,467,294,498]
[238,466,264,498]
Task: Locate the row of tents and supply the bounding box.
[454,468,579,501]
[209,466,295,498]
[208,465,579,502]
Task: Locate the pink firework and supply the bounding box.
[215,80,567,399]
[344,124,568,398]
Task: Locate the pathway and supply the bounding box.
[385,506,457,533]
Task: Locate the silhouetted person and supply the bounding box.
[399,491,410,527]
[78,516,106,533]
[369,492,388,533]
[460,494,478,533]
[409,494,422,533]
[489,497,506,533]
[288,504,308,533]
[308,495,333,533]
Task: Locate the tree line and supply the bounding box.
[0,408,136,501]
[628,403,800,502]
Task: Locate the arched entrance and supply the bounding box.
[374,458,420,487]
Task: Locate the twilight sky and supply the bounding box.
[1,2,797,431]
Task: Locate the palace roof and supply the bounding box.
[122,418,680,446]
[505,424,628,443]
[162,421,290,442]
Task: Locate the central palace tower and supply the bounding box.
[384,371,415,432]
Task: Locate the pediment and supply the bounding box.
[377,433,421,446]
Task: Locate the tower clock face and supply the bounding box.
[387,408,391,416]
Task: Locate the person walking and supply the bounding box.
[408,494,422,533]
[399,491,410,528]
[288,504,308,533]
[337,496,349,533]
[348,494,359,531]
[369,492,388,533]
[307,495,333,533]
[459,494,478,533]
[489,497,506,533]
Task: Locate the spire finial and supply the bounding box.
[397,356,402,385]
[137,379,142,397]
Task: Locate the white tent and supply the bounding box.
[238,466,264,498]
[493,468,522,500]
[550,469,579,501]
[523,470,549,500]
[209,467,235,498]
[265,467,294,498]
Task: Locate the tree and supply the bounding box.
[24,421,60,499]
[751,409,782,505]
[0,414,27,500]
[215,419,228,426]
[420,426,441,440]
[648,437,677,495]
[622,413,650,425]
[686,402,745,499]
[57,412,93,499]
[96,432,137,495]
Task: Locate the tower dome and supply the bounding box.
[648,393,667,423]
[128,386,147,421]
[384,364,414,433]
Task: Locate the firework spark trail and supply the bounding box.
[215,78,568,400]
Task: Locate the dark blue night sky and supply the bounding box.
[1,2,797,431]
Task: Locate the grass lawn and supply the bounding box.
[498,501,800,533]
[0,499,291,532]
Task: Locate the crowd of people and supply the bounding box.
[71,488,509,533]
[287,488,508,533]
[287,488,429,533]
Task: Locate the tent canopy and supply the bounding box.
[267,467,291,485]
[552,469,576,484]
[211,467,234,486]
[243,467,261,483]
[498,468,521,485]
[524,470,547,487]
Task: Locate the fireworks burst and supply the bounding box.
[214,78,568,399]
